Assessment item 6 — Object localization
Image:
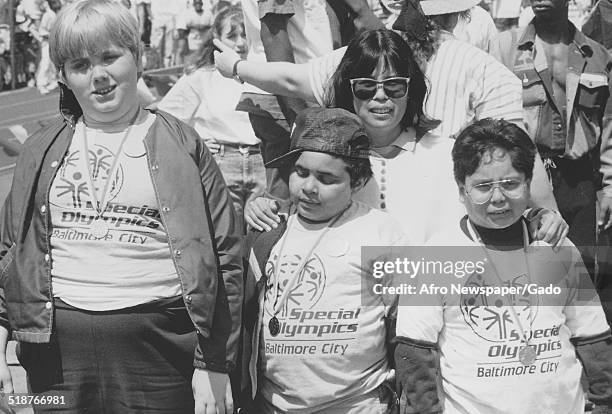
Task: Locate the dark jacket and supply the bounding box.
[491,21,612,193]
[0,85,243,373]
[237,219,287,408]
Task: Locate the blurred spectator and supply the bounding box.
[176,0,213,64]
[15,0,43,87]
[33,0,60,94]
[136,0,151,45]
[583,0,612,53]
[0,0,8,24]
[16,0,43,30]
[149,0,184,67]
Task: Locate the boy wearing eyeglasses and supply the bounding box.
[394,119,612,414]
[238,107,406,413]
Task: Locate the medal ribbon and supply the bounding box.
[269,205,350,319]
[466,220,534,348]
[80,109,141,220]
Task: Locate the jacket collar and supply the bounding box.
[518,19,593,58]
[59,82,82,128]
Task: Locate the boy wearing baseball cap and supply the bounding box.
[237,107,406,413]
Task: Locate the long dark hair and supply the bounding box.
[184,5,243,74]
[323,29,439,134]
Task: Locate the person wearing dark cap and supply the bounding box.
[237,107,405,413]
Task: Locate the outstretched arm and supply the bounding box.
[213,39,316,103]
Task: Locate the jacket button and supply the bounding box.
[45,301,52,310]
[185,295,192,303]
[175,250,182,257]
[162,206,170,213]
[44,254,50,263]
[151,164,159,171]
[40,205,46,214]
[50,161,59,168]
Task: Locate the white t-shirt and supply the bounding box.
[256,201,404,412]
[49,113,181,311]
[396,221,610,414]
[307,34,524,138]
[158,67,259,145]
[353,129,464,245]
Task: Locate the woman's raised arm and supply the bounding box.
[213,38,316,103]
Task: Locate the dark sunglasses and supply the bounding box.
[349,77,410,100]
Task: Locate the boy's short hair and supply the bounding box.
[452,118,537,184]
[266,107,373,188]
[49,0,140,73]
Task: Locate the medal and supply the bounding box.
[91,219,109,239]
[518,345,537,366]
[467,220,537,367]
[268,316,280,336]
[266,207,351,340]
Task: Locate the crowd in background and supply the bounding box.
[0,0,604,94]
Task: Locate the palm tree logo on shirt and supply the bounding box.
[50,145,124,209]
[264,253,327,318]
[460,271,537,342]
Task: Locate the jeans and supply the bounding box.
[213,144,266,233]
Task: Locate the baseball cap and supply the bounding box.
[266,108,371,169]
[392,0,479,33]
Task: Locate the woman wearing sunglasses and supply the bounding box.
[214,29,566,246]
[215,29,464,244]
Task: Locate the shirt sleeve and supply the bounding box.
[258,0,295,19]
[472,52,524,124]
[394,247,445,343]
[564,243,610,339]
[157,72,202,125]
[307,47,347,107]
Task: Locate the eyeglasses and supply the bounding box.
[349,77,410,100]
[465,179,527,204]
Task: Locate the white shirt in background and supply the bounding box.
[158,68,260,146]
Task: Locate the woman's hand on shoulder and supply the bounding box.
[245,197,281,232]
[526,208,568,250]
